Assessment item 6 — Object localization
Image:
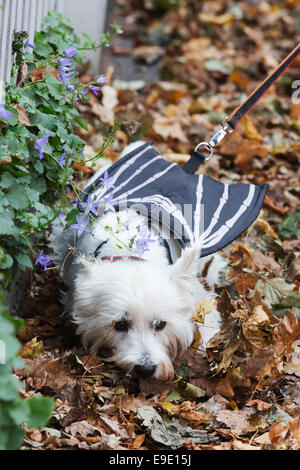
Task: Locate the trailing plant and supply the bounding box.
[0,11,122,288]
[0,10,123,450]
[0,289,54,449]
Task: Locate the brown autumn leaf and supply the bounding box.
[232,438,261,450]
[153,118,188,143]
[30,66,60,82]
[229,69,251,89]
[174,401,212,425]
[226,367,251,389]
[19,337,43,359]
[207,317,242,374]
[235,273,258,296]
[198,12,233,25]
[133,45,164,65]
[290,102,300,121]
[12,103,31,126]
[191,376,234,399]
[251,249,280,273]
[65,420,102,437]
[284,339,300,377]
[242,305,271,350]
[235,139,268,171]
[132,434,146,450]
[269,420,290,445]
[258,312,300,380]
[17,61,28,88]
[17,356,77,391]
[229,244,253,268]
[115,393,157,414]
[263,194,289,215]
[242,116,263,142]
[215,408,267,436]
[216,289,236,321]
[246,400,273,411]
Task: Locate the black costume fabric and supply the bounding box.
[81,142,268,258]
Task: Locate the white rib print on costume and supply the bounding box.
[198,184,229,242]
[112,155,162,199]
[200,185,256,249]
[115,163,178,203]
[193,175,204,241]
[118,194,195,242]
[92,144,152,202]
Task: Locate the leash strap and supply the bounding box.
[183,43,300,175]
[226,43,300,130]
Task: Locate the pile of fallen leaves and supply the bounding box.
[14,0,300,450]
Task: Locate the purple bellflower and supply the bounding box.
[58,66,74,87]
[103,192,118,213]
[25,41,35,49]
[0,103,13,119]
[59,57,73,67]
[59,151,66,165]
[99,170,115,191]
[70,215,92,239]
[35,131,52,160]
[97,74,107,85]
[89,85,101,96]
[35,250,51,271]
[80,194,101,217]
[133,225,155,258]
[63,46,78,58]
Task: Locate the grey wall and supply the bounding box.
[61,0,108,76]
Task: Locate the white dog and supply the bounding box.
[53,142,227,382]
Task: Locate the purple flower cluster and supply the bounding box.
[0,103,13,120]
[57,44,107,102]
[132,225,155,258]
[69,170,118,239]
[58,46,78,88]
[35,250,51,271]
[88,74,107,96]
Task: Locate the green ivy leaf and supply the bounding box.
[0,424,25,450]
[8,399,30,425]
[0,373,21,401]
[74,115,89,131]
[6,185,30,210]
[26,396,54,428]
[15,253,33,270]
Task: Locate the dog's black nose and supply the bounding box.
[133,364,156,378]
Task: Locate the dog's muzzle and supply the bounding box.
[133,363,156,378]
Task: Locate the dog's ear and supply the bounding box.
[169,247,200,294]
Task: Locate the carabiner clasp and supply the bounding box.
[193,118,234,161]
[209,120,234,148]
[194,142,214,161]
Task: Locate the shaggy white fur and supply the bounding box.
[52,141,227,382]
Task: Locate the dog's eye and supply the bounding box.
[114,320,129,332]
[155,321,166,331]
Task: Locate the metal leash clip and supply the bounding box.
[193,119,234,161]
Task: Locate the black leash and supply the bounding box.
[183,43,300,174]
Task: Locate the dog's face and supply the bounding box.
[72,248,199,382]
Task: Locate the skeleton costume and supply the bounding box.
[80,142,268,260]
